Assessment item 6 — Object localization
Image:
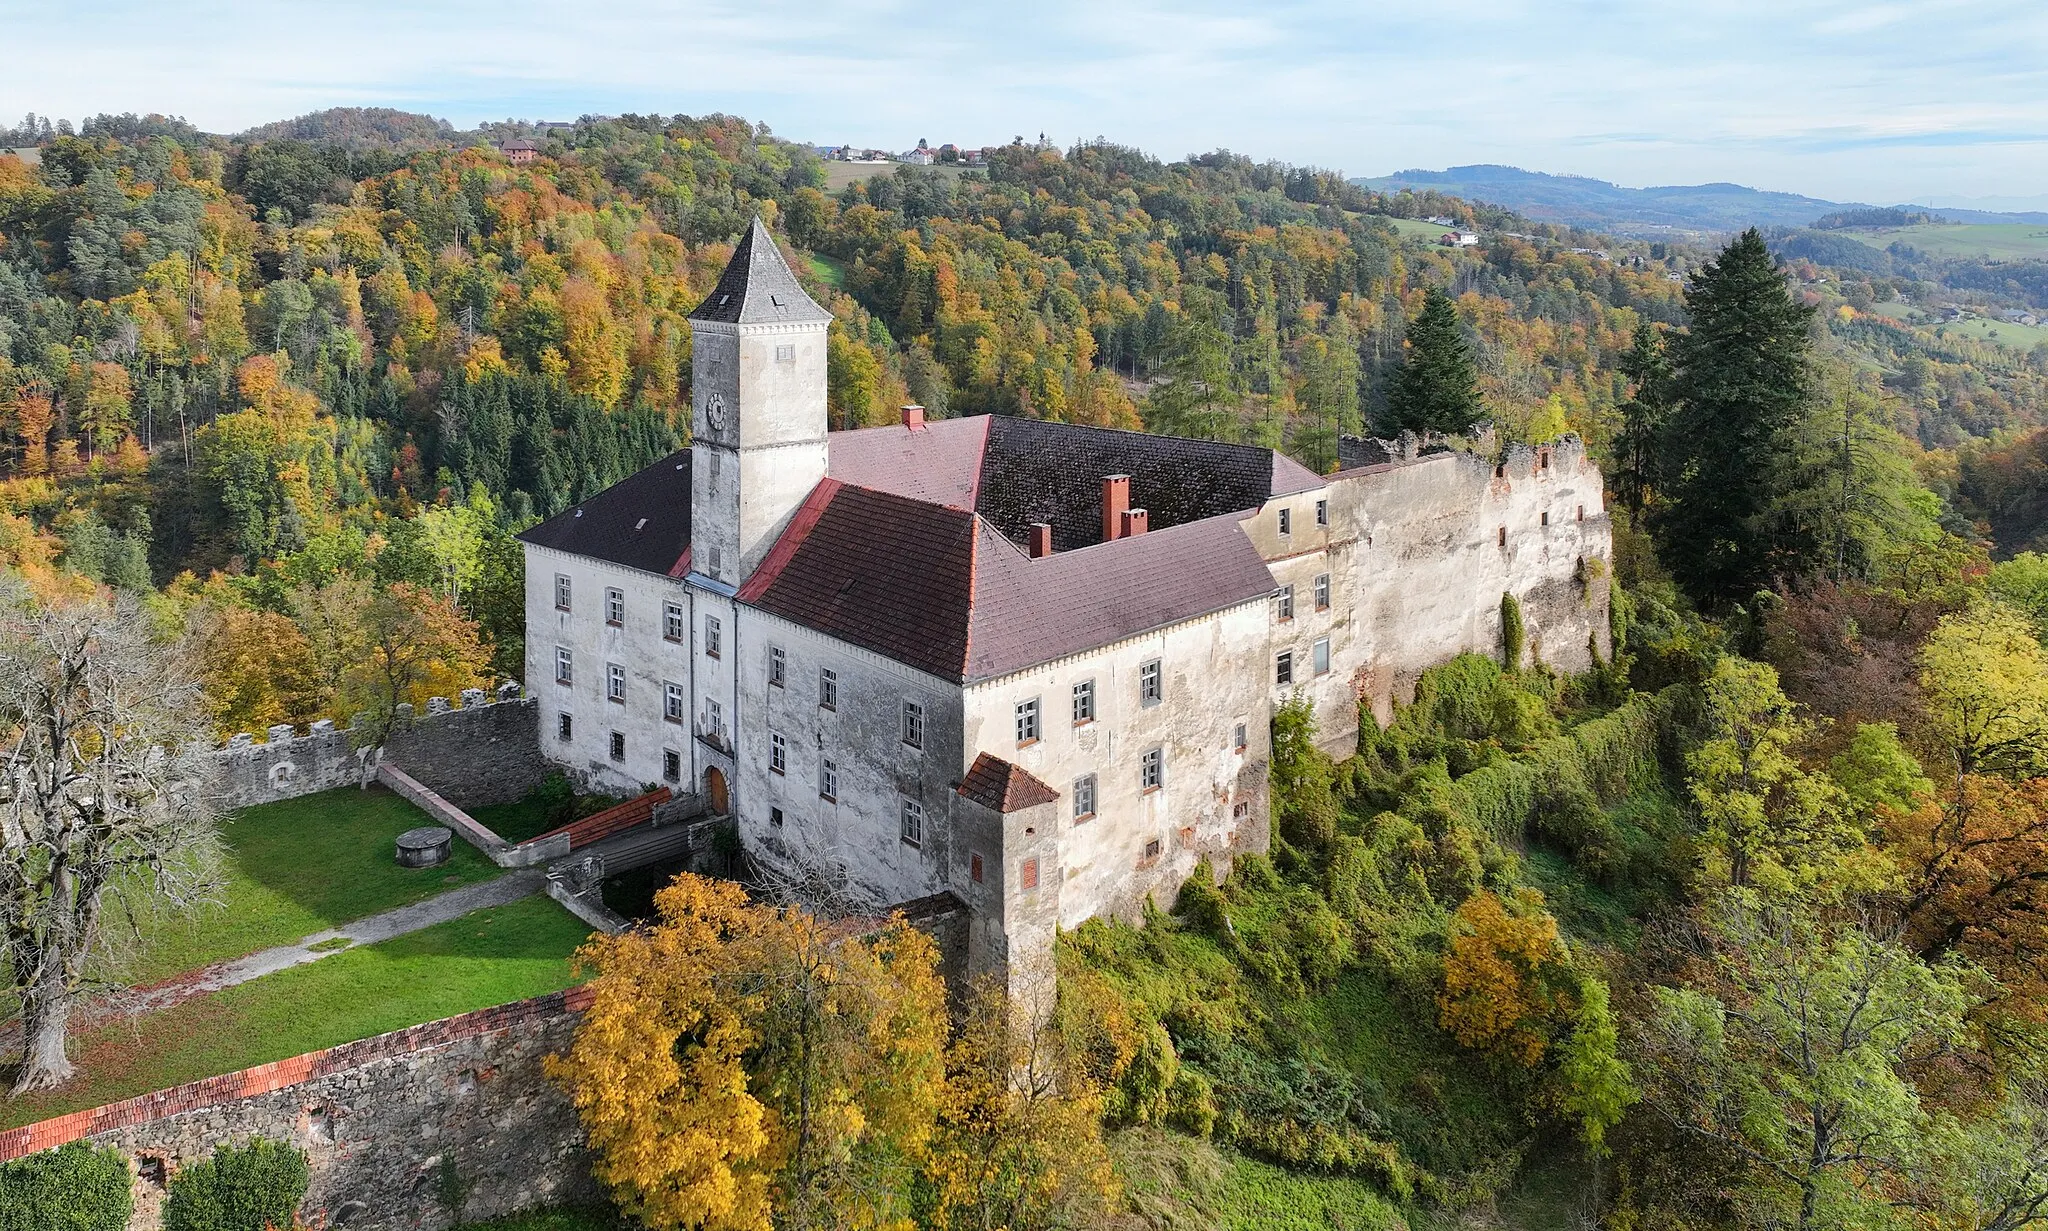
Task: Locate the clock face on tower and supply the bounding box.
[704,391,728,440]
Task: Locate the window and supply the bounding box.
[1278,507,1292,536]
[1141,748,1163,792]
[609,731,626,762]
[1021,858,1040,890]
[607,663,626,702]
[1234,722,1248,751]
[819,668,838,710]
[605,587,624,626]
[1497,526,1508,548]
[1073,773,1097,822]
[1541,510,1550,526]
[901,700,925,749]
[819,759,838,801]
[1316,498,1329,527]
[770,806,785,827]
[970,852,984,883]
[1577,505,1585,522]
[1016,697,1041,744]
[663,750,681,783]
[775,344,796,362]
[664,681,685,723]
[707,545,722,575]
[1072,679,1096,724]
[1276,651,1294,686]
[554,573,571,611]
[1139,659,1163,707]
[555,646,573,685]
[557,712,573,741]
[1314,573,1331,611]
[900,798,925,847]
[1494,463,1507,478]
[664,601,685,642]
[770,731,787,775]
[1144,838,1162,861]
[1313,637,1331,676]
[1275,585,1295,621]
[705,698,723,739]
[704,615,722,658]
[1540,449,1551,471]
[769,646,786,688]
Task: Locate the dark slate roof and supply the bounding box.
[828,415,1319,551]
[516,451,693,577]
[958,753,1061,813]
[687,217,834,326]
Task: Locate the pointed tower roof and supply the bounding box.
[688,216,834,326]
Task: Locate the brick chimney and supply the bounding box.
[1120,508,1149,537]
[1102,474,1131,542]
[1028,522,1054,558]
[900,404,926,431]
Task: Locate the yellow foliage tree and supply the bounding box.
[1920,599,2048,778]
[1438,888,1575,1065]
[548,873,947,1231]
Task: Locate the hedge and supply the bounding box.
[0,1141,132,1231]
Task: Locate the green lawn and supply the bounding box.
[117,786,502,985]
[806,252,847,291]
[1382,216,1460,242]
[1836,222,2048,260]
[1115,1129,1407,1231]
[5,896,589,1129]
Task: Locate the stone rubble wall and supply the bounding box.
[211,685,553,812]
[0,989,599,1231]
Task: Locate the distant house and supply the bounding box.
[902,147,936,166]
[2000,308,2041,326]
[1424,215,1454,226]
[500,139,542,166]
[1438,232,1480,248]
[960,148,985,165]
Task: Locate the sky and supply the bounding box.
[4,0,2047,207]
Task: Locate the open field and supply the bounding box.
[820,161,970,192]
[1936,316,2048,350]
[120,786,502,985]
[1381,216,1458,242]
[1836,222,2048,260]
[4,895,588,1129]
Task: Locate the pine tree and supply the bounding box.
[1383,286,1482,436]
[1614,320,1671,518]
[1652,229,1819,611]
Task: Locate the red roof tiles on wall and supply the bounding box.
[958,752,1061,812]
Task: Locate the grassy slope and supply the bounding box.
[7,895,587,1128]
[1384,216,1460,242]
[1836,221,2048,260]
[119,785,501,985]
[1936,317,2048,351]
[457,1209,625,1231]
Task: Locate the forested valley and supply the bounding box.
[5,108,2048,1230]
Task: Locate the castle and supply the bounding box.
[519,219,1611,993]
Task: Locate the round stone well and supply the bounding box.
[396,825,454,868]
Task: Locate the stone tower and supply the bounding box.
[686,217,834,589]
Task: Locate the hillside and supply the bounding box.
[1359,163,2048,237]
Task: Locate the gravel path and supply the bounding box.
[96,870,549,1022]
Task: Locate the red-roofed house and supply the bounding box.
[518,218,1612,999]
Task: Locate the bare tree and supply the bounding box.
[0,590,219,1093]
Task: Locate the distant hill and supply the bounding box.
[1355,164,2048,235]
[235,107,456,150]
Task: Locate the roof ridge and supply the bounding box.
[737,477,842,602]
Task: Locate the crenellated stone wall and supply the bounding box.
[211,685,553,812]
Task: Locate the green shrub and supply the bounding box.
[1500,591,1525,669]
[1166,1068,1220,1138]
[0,1142,132,1231]
[163,1138,309,1231]
[1174,858,1232,938]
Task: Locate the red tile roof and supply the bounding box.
[958,753,1060,813]
[533,787,673,850]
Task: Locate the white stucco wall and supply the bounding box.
[962,596,1273,928]
[522,543,694,796]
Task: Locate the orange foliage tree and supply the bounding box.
[1438,888,1578,1065]
[548,873,946,1231]
[1891,774,2048,1007]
